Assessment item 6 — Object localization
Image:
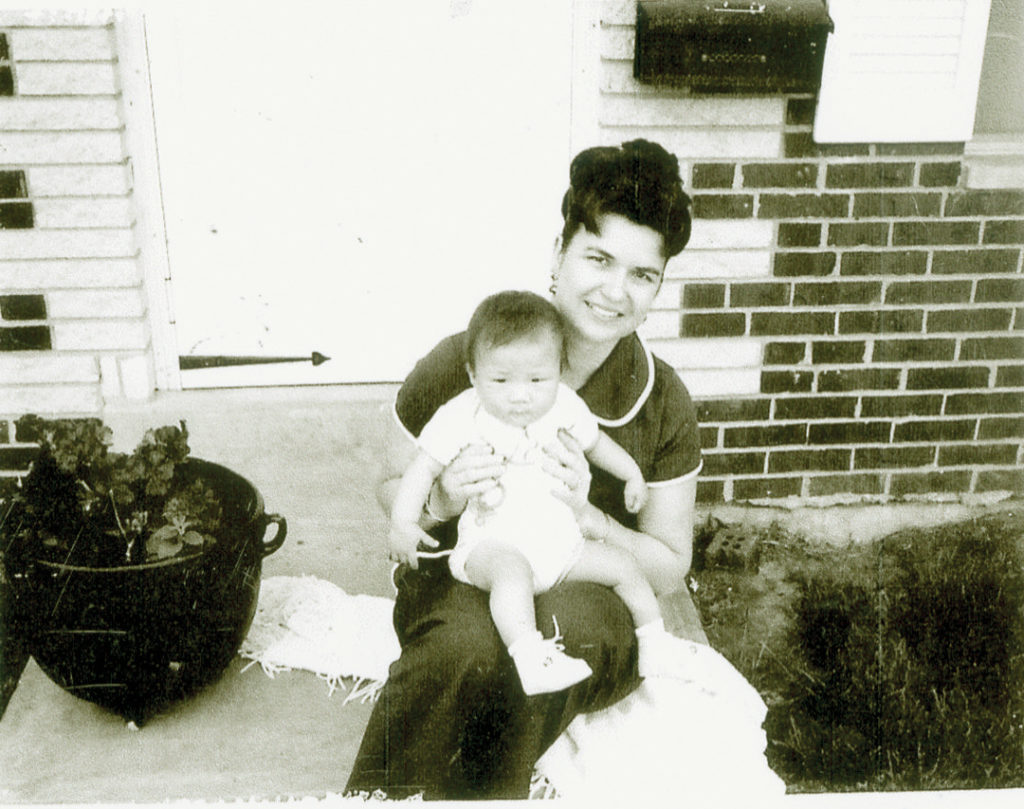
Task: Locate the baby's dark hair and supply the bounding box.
[465,290,567,371]
[560,139,692,258]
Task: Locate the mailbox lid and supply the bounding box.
[638,0,833,32]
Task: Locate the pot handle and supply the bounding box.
[260,513,288,557]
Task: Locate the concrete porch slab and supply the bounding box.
[0,384,706,802]
[2,386,397,802]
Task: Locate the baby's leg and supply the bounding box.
[565,543,696,680]
[563,542,661,628]
[463,541,538,649]
[464,540,593,696]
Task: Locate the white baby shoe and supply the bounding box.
[509,630,593,695]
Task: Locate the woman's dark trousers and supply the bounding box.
[345,558,640,799]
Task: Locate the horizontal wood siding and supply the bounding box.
[1,11,152,459]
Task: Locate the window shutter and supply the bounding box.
[813,0,992,143]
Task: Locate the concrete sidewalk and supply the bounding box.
[3,385,1014,803]
[2,387,399,802]
[0,385,708,802]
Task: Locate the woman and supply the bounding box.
[346,139,702,799]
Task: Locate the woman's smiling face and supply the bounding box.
[551,213,668,348]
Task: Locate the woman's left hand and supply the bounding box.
[542,428,592,517]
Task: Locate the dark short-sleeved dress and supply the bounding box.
[345,331,702,800]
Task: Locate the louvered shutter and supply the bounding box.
[814,0,992,143]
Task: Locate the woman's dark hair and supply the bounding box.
[560,139,692,258]
[465,290,567,371]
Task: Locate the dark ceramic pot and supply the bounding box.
[7,459,286,724]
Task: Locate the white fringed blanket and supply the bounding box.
[239,575,401,704]
[239,575,787,803]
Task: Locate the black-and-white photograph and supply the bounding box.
[1,1,1022,805]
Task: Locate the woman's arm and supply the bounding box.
[376,412,425,518]
[585,477,696,596]
[544,428,696,596]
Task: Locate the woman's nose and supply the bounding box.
[601,268,628,300]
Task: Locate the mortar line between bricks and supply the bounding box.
[707,460,1021,473]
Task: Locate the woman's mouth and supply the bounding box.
[585,301,624,320]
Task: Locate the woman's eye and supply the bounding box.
[588,254,608,265]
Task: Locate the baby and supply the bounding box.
[389,290,689,695]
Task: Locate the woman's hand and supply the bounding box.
[542,428,592,517]
[433,442,506,521]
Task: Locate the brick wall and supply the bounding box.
[0,10,152,488]
[602,2,1024,503]
[2,5,1021,506]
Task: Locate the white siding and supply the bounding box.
[1,97,122,129]
[28,165,131,196]
[8,28,115,60]
[1,13,152,418]
[13,62,119,95]
[1,230,137,259]
[0,259,140,289]
[0,131,125,163]
[32,199,135,228]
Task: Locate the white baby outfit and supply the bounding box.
[417,384,600,592]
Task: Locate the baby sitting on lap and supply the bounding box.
[389,290,690,695]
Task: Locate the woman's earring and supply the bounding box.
[549,274,558,296]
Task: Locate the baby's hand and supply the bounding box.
[624,476,648,514]
[387,521,439,570]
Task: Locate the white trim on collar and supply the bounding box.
[594,335,656,429]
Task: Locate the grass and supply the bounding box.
[689,509,1024,793]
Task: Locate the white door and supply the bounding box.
[145,1,573,387]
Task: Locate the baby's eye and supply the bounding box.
[492,378,507,384]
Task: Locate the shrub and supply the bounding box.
[693,512,1024,792]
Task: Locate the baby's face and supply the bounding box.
[469,331,562,428]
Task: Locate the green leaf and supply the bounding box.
[181,530,205,546]
[150,524,181,542]
[146,530,183,559]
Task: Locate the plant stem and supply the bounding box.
[0,501,16,553]
[110,492,133,562]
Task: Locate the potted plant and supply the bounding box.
[0,416,286,725]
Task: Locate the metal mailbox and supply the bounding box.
[634,0,834,93]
